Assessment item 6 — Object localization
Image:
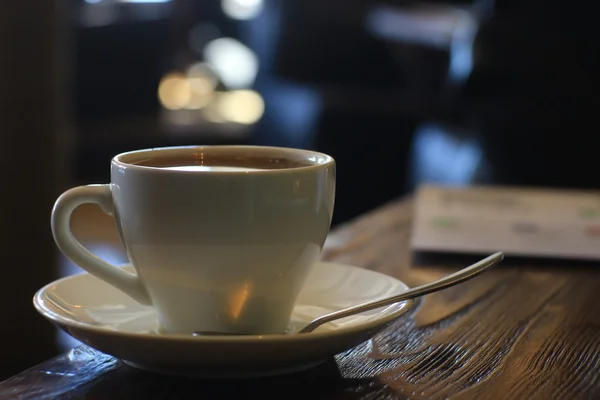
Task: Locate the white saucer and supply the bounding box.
[34,261,414,378]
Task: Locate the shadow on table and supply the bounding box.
[1,345,407,400]
[62,359,396,400]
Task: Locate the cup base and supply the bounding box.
[155,323,292,336]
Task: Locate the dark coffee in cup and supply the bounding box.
[131,151,316,171]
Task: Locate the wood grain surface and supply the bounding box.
[2,198,600,400]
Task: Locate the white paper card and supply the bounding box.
[411,185,600,260]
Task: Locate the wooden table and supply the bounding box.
[3,198,600,399]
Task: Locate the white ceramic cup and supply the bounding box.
[51,146,336,335]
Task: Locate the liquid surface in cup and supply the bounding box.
[163,165,264,172]
[131,154,312,170]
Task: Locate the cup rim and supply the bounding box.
[111,145,335,174]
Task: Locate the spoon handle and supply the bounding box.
[299,252,504,333]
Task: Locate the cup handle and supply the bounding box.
[51,184,152,306]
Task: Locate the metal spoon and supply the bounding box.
[297,252,504,333]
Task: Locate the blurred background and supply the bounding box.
[1,0,595,379]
